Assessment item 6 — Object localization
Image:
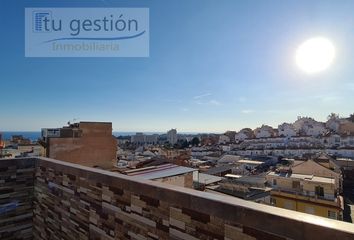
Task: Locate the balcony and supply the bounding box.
[270,189,342,208]
[1,157,354,240]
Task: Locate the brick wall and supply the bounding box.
[47,122,117,169]
[1,157,354,240]
[0,159,35,239]
[32,158,354,240]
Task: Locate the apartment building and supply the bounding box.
[40,122,117,169]
[131,133,159,145]
[266,160,343,220]
[167,128,178,145]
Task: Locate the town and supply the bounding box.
[1,113,354,225]
[3,1,354,239]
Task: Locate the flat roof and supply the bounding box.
[232,175,267,185]
[205,165,234,175]
[289,174,335,184]
[268,172,335,184]
[79,121,112,124]
[290,173,313,180]
[268,171,288,177]
[196,173,223,184]
[336,158,354,161]
[310,176,335,184]
[126,163,196,180]
[238,160,263,165]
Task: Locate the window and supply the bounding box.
[305,206,315,214]
[315,186,324,197]
[328,210,337,220]
[272,179,277,186]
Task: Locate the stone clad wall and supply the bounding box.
[1,157,354,240]
[0,159,35,240]
[32,158,354,240]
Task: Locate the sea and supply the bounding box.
[0,131,205,141]
[0,132,41,141]
[0,131,164,141]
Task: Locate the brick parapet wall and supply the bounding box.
[0,158,35,239]
[1,157,354,240]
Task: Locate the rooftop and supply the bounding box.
[205,164,234,175]
[268,171,336,184]
[124,163,196,180]
[195,173,223,185]
[237,159,263,165]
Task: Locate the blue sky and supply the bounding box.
[1,0,354,132]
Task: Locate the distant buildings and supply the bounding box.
[254,125,275,138]
[224,131,236,143]
[218,134,230,144]
[10,135,31,145]
[228,114,354,159]
[293,117,326,137]
[40,122,117,169]
[278,123,297,137]
[131,132,145,144]
[235,128,254,143]
[0,133,43,158]
[131,133,158,145]
[167,128,177,145]
[0,133,3,147]
[0,133,4,157]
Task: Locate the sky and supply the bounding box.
[1,0,354,132]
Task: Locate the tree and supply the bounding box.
[348,113,354,123]
[190,137,200,146]
[173,139,188,149]
[327,113,339,120]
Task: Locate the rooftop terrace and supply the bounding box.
[1,157,354,240]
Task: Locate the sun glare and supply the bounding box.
[295,37,335,74]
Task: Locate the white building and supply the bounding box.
[322,134,341,148]
[307,124,327,137]
[131,133,158,145]
[145,134,159,144]
[167,129,178,145]
[340,135,354,148]
[278,123,297,137]
[235,128,254,143]
[218,134,230,144]
[254,125,275,139]
[326,115,341,133]
[293,117,326,137]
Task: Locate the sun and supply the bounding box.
[295,37,335,74]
